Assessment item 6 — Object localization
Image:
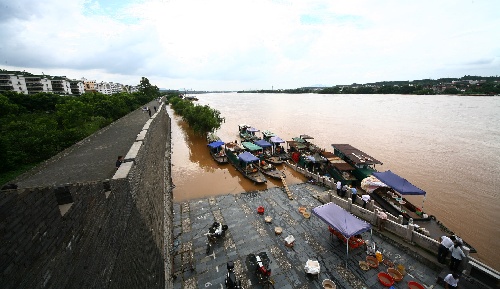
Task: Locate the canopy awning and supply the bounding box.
[261,130,275,138]
[238,151,259,163]
[372,170,426,195]
[254,139,272,148]
[247,127,259,132]
[312,202,372,238]
[207,141,224,148]
[242,141,263,151]
[270,136,285,144]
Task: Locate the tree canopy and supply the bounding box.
[167,95,224,135]
[0,84,158,184]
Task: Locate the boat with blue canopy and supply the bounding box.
[242,141,284,179]
[238,124,260,142]
[207,141,228,164]
[225,142,267,184]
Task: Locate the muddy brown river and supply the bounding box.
[169,93,500,271]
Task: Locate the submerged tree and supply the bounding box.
[168,96,224,135]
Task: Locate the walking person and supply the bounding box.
[449,242,466,272]
[443,272,460,288]
[437,235,455,264]
[336,180,342,196]
[147,107,152,117]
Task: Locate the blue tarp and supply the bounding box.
[312,202,371,238]
[254,139,272,148]
[270,136,285,144]
[207,141,224,148]
[238,151,259,163]
[372,170,426,195]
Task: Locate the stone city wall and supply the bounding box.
[0,104,173,289]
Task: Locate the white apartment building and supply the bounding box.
[24,76,53,94]
[50,78,71,94]
[96,82,112,95]
[69,80,85,95]
[0,73,28,94]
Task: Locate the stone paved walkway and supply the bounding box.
[14,99,161,188]
[172,183,444,289]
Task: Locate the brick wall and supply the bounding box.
[0,109,173,289]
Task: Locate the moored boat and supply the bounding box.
[207,141,228,164]
[225,142,267,184]
[330,144,383,184]
[254,139,283,165]
[321,151,357,185]
[238,124,260,142]
[207,132,221,143]
[241,141,285,179]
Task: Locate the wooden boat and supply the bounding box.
[330,144,383,184]
[225,142,267,184]
[260,131,288,163]
[321,151,357,185]
[254,139,283,165]
[241,141,285,179]
[238,124,260,142]
[207,132,221,143]
[207,140,228,164]
[287,135,329,175]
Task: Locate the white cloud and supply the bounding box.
[1,0,499,90]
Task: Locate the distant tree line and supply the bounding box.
[238,75,500,95]
[0,77,159,184]
[165,94,224,135]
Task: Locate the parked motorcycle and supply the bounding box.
[246,252,274,289]
[225,261,243,289]
[205,221,228,254]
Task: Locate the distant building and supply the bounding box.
[96,81,112,95]
[69,80,85,95]
[82,78,96,93]
[24,75,52,94]
[0,73,28,94]
[50,77,71,94]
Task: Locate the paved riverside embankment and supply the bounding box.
[172,183,445,289]
[13,100,161,188]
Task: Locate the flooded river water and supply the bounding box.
[169,93,500,271]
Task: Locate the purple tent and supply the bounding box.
[312,202,371,265]
[238,151,259,163]
[372,170,426,195]
[207,141,224,148]
[269,136,285,144]
[254,139,272,148]
[312,202,371,238]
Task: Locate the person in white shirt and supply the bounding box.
[361,194,371,208]
[438,235,456,263]
[443,272,459,288]
[336,181,342,196]
[449,242,466,272]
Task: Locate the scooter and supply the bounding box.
[246,252,274,289]
[225,261,243,289]
[205,221,228,254]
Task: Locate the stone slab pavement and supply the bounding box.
[171,183,445,289]
[14,99,162,188]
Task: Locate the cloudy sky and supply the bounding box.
[1,0,499,90]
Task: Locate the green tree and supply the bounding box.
[138,77,160,99]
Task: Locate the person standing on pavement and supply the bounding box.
[449,242,466,272]
[350,186,358,203]
[336,180,342,196]
[115,156,124,169]
[361,194,371,208]
[377,209,388,231]
[437,235,455,264]
[341,184,348,197]
[147,107,152,117]
[443,272,460,288]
